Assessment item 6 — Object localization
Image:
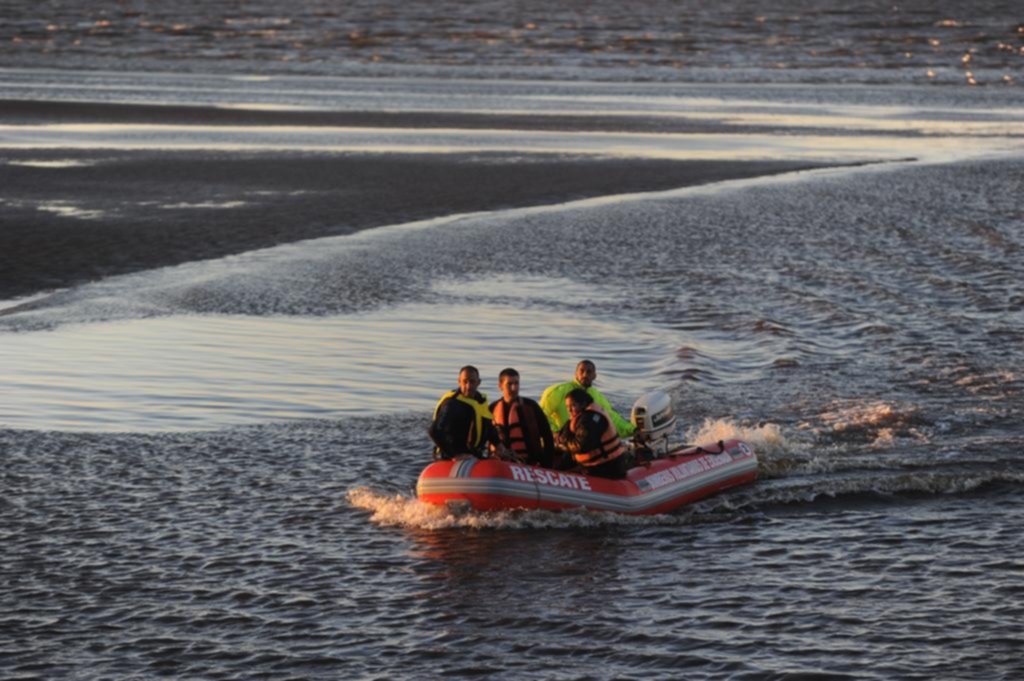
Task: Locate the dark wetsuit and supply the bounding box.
[429,390,500,459]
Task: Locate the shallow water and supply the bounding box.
[0,297,679,430]
[3,3,1024,679]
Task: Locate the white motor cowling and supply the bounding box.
[630,390,678,455]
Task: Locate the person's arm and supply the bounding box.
[483,416,503,450]
[533,401,556,458]
[488,400,506,448]
[590,388,636,438]
[561,412,605,455]
[429,398,458,457]
[478,398,509,459]
[539,382,571,431]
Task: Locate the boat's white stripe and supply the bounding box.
[448,457,479,478]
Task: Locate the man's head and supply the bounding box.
[565,387,593,421]
[575,359,597,388]
[458,365,481,397]
[498,367,520,402]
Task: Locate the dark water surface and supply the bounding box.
[3,421,1023,679]
[2,0,1022,86]
[2,1,1024,679]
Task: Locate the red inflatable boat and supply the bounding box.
[417,438,758,515]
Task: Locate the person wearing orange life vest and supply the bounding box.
[555,388,631,479]
[429,365,505,460]
[489,367,556,468]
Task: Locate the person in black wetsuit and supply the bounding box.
[428,365,505,460]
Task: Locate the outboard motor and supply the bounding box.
[630,390,678,457]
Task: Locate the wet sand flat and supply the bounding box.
[1,101,834,300]
[0,98,882,136]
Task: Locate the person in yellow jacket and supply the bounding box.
[539,359,636,439]
[429,365,506,460]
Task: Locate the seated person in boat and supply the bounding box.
[489,367,557,468]
[429,365,506,460]
[555,388,631,479]
[540,359,636,439]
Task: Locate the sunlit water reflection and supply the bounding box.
[2,121,1021,163]
[0,299,677,431]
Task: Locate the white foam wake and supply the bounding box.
[346,487,733,529]
[685,418,790,456]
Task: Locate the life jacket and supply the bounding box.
[432,389,493,453]
[491,398,542,460]
[570,403,625,468]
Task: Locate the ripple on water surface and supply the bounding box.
[4,419,1022,680]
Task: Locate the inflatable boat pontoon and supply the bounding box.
[417,438,758,515]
